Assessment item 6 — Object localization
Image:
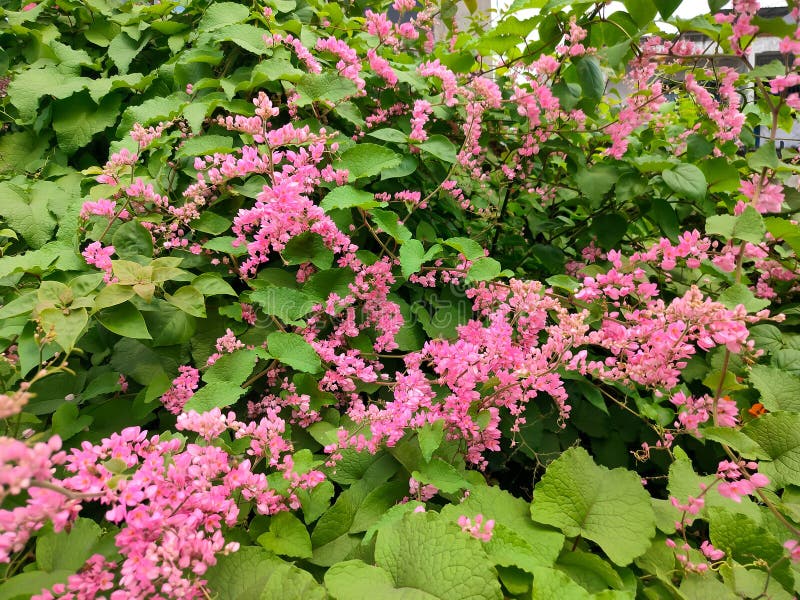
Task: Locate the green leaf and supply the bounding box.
[190,211,232,235]
[108,33,140,74]
[39,307,88,353]
[765,217,800,255]
[749,364,800,412]
[7,66,90,122]
[267,331,321,373]
[575,56,604,99]
[182,381,245,413]
[371,209,412,243]
[591,213,628,250]
[747,141,780,171]
[531,567,591,600]
[718,283,770,313]
[295,72,358,106]
[705,214,736,239]
[350,481,409,533]
[622,0,656,26]
[400,239,426,278]
[742,412,800,486]
[165,285,207,318]
[702,427,768,460]
[205,546,325,600]
[368,128,409,143]
[0,182,56,249]
[418,420,444,462]
[530,447,655,565]
[298,479,334,524]
[36,518,102,572]
[556,550,626,593]
[466,257,502,283]
[203,349,258,385]
[575,166,617,205]
[52,92,122,155]
[283,232,334,269]
[94,285,135,311]
[441,486,563,569]
[709,508,793,590]
[211,24,270,54]
[444,237,485,261]
[411,458,472,493]
[177,134,236,159]
[325,560,439,600]
[733,206,767,244]
[112,220,154,259]
[375,511,503,599]
[667,458,762,524]
[0,131,49,175]
[96,302,152,339]
[198,2,250,31]
[203,236,249,256]
[662,164,707,201]
[250,287,317,323]
[321,186,382,212]
[257,512,313,559]
[52,403,94,442]
[749,324,784,354]
[192,273,237,297]
[0,292,37,320]
[654,0,681,19]
[546,275,580,293]
[418,135,458,163]
[0,571,74,600]
[336,144,402,180]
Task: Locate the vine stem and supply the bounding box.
[29,480,101,501]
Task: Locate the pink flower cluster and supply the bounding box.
[13,407,324,599]
[0,435,76,562]
[670,391,738,433]
[161,366,200,414]
[716,459,769,502]
[0,381,32,419]
[81,242,115,282]
[457,514,494,542]
[685,69,745,142]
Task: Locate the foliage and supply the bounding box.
[2,0,800,597]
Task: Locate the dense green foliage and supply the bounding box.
[2,0,800,598]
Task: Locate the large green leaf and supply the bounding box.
[257,512,313,559]
[374,511,503,599]
[39,307,88,353]
[662,164,707,201]
[742,412,800,486]
[250,287,318,323]
[709,508,793,591]
[441,486,563,570]
[530,447,655,565]
[295,73,358,106]
[181,382,245,413]
[198,1,250,31]
[202,349,258,385]
[36,518,103,573]
[204,546,325,600]
[325,560,439,600]
[267,331,321,373]
[336,144,402,180]
[749,364,800,412]
[52,92,123,155]
[320,186,383,212]
[96,302,152,339]
[0,182,56,249]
